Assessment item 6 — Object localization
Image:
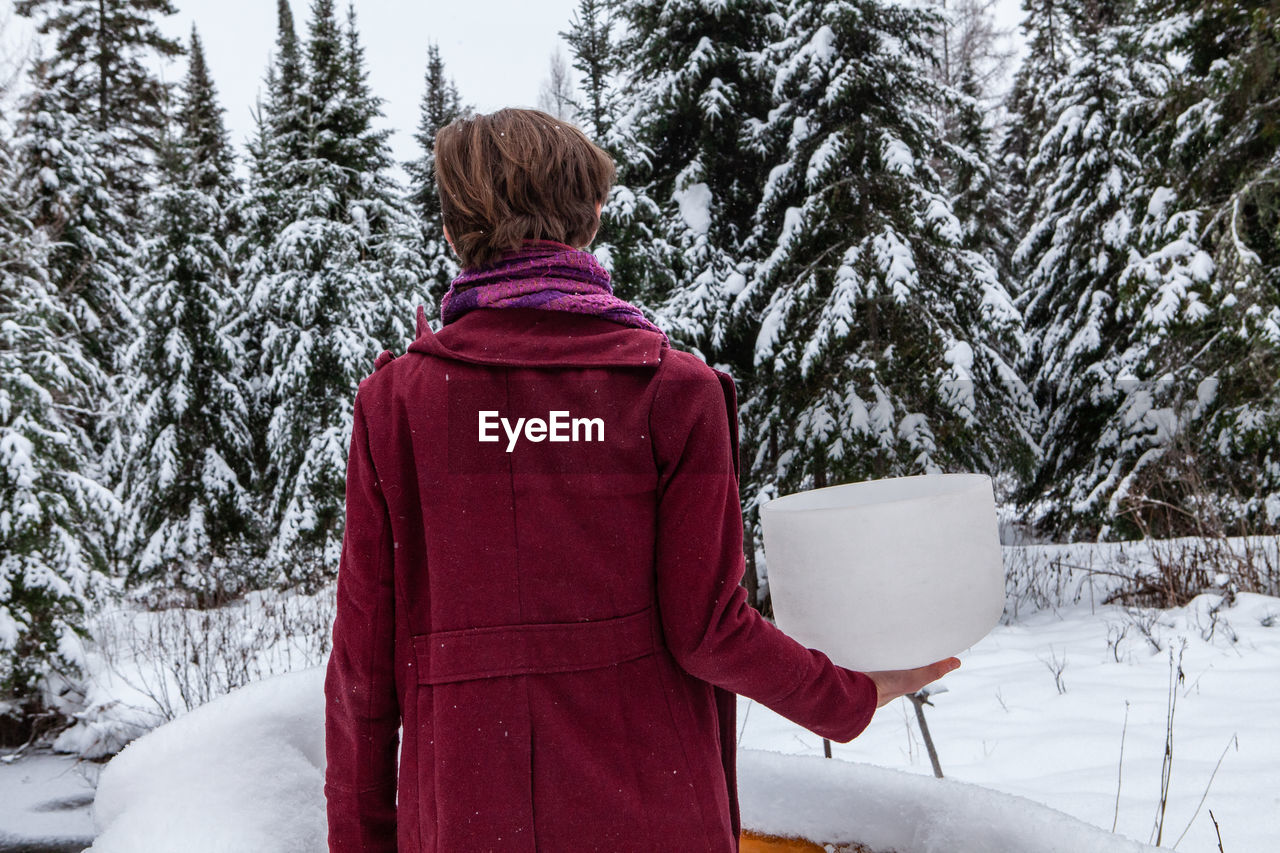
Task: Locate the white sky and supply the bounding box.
[2,0,1027,180]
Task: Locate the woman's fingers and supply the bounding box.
[868,657,962,708]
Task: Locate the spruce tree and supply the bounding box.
[115,29,256,607]
[998,0,1076,235]
[612,0,780,357]
[13,61,138,369]
[948,61,1019,297]
[13,0,182,216]
[1,107,112,718]
[244,0,428,588]
[1014,0,1214,537]
[738,0,1035,576]
[1076,0,1280,536]
[13,60,140,525]
[560,0,674,319]
[406,42,467,307]
[247,0,309,190]
[561,0,618,144]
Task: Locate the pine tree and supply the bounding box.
[248,0,309,188]
[236,0,310,542]
[1,106,113,718]
[947,61,1019,296]
[1075,0,1280,536]
[13,61,138,369]
[612,0,780,358]
[1014,0,1215,537]
[13,2,181,540]
[554,0,673,314]
[244,0,428,588]
[12,60,141,525]
[737,0,1035,590]
[998,0,1076,234]
[114,29,256,607]
[561,0,618,143]
[406,42,467,307]
[13,0,182,216]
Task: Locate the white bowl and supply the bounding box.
[759,473,1004,671]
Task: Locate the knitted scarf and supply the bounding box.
[440,239,669,343]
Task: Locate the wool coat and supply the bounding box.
[324,305,879,852]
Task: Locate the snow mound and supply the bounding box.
[738,749,1160,852]
[88,665,1157,852]
[87,667,327,853]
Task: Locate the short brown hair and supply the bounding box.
[433,108,616,269]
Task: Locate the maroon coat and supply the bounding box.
[324,306,878,852]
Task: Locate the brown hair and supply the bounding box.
[433,108,617,269]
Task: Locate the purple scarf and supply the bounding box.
[440,239,669,343]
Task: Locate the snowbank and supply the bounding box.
[87,667,327,853]
[88,664,1159,852]
[738,750,1159,852]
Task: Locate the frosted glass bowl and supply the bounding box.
[759,473,1003,672]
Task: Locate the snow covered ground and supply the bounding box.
[0,542,1275,851]
[78,665,1165,853]
[739,591,1280,852]
[0,750,97,851]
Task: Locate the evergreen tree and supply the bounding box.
[406,42,467,305]
[556,0,673,313]
[13,60,140,519]
[244,0,428,589]
[947,61,1019,296]
[114,29,256,607]
[1065,0,1280,536]
[13,0,182,215]
[612,0,780,357]
[736,0,1035,599]
[1014,0,1217,537]
[177,29,238,208]
[236,0,310,545]
[1,106,113,718]
[248,0,309,188]
[13,61,138,368]
[998,0,1075,235]
[561,0,618,143]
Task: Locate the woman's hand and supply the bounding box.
[866,657,961,708]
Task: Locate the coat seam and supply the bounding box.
[647,353,671,484]
[355,394,398,792]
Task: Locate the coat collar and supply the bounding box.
[406,305,669,367]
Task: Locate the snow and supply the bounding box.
[739,590,1280,853]
[738,750,1160,852]
[674,181,713,234]
[79,663,1166,853]
[0,549,1274,851]
[880,131,915,177]
[0,750,97,847]
[943,341,974,378]
[806,132,842,186]
[87,668,326,853]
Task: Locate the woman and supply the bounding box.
[324,108,959,852]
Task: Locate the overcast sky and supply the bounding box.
[3,0,1026,180]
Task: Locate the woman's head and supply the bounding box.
[433,108,616,268]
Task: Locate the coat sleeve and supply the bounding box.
[650,362,878,743]
[324,390,400,851]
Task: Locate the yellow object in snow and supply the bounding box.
[739,829,876,852]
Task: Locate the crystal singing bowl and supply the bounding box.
[759,473,1004,672]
